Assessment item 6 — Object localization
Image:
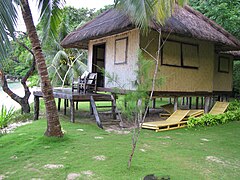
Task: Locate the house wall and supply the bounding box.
[213,54,233,91]
[140,30,216,92]
[87,29,232,93]
[88,29,140,90]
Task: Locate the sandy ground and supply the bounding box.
[0,82,37,111]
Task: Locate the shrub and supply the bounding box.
[0,106,15,128]
[188,101,240,128]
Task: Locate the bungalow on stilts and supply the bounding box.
[61,5,240,124]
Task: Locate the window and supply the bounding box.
[161,40,199,69]
[218,56,230,73]
[182,44,199,68]
[115,37,128,64]
[162,41,181,66]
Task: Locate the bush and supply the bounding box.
[0,106,15,128]
[188,101,240,128]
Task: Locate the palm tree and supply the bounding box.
[0,0,64,137]
[20,0,63,137]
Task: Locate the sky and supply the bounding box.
[16,0,114,31]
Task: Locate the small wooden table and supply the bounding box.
[33,88,114,123]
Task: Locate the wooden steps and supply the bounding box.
[90,95,120,129]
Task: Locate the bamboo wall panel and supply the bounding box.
[182,44,199,67]
[162,41,181,66]
[213,55,233,91]
[141,32,215,92]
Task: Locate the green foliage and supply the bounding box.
[188,101,240,128]
[233,61,240,95]
[0,106,15,128]
[189,0,240,39]
[115,0,188,33]
[0,0,18,59]
[1,34,35,78]
[227,99,240,111]
[28,74,40,87]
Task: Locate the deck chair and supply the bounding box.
[183,109,204,121]
[142,110,190,132]
[160,103,174,117]
[72,71,89,92]
[79,73,97,94]
[209,101,229,115]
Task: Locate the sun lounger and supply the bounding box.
[209,101,229,115]
[160,103,174,117]
[142,110,190,132]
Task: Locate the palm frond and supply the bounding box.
[37,0,65,42]
[115,0,188,34]
[0,0,18,59]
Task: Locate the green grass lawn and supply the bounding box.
[0,116,240,179]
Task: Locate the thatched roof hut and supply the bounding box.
[61,5,240,51]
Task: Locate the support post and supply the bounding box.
[196,97,199,109]
[111,94,117,120]
[189,97,192,109]
[152,98,156,109]
[34,96,39,120]
[181,97,185,106]
[76,102,79,110]
[204,96,210,113]
[64,99,67,115]
[201,97,204,109]
[70,100,75,123]
[58,98,61,111]
[174,97,178,112]
[186,97,189,106]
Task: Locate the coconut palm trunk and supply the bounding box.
[20,0,63,137]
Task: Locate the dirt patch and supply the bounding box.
[0,175,5,180]
[94,136,104,139]
[158,136,171,139]
[140,149,146,152]
[93,155,106,161]
[105,128,130,135]
[81,170,94,177]
[0,121,32,134]
[66,173,81,180]
[10,155,18,160]
[44,164,64,169]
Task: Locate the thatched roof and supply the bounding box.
[224,51,240,60]
[61,5,240,51]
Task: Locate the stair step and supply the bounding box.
[96,106,113,108]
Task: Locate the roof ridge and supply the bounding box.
[184,5,240,47]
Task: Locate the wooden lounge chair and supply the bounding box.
[160,103,174,117]
[209,101,229,115]
[79,73,98,94]
[183,109,204,120]
[142,110,190,132]
[72,71,89,92]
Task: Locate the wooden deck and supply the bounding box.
[33,88,116,127]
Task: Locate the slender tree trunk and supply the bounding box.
[20,0,63,137]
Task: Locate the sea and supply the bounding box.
[0,82,34,111]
